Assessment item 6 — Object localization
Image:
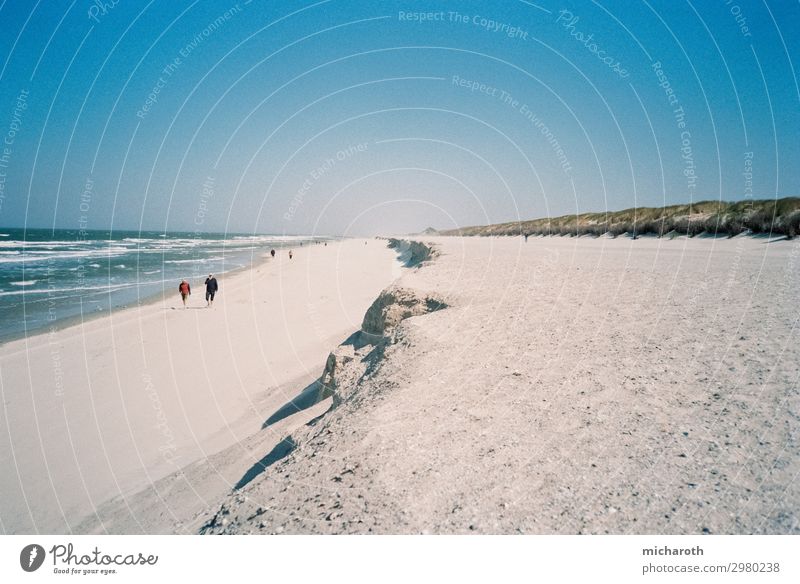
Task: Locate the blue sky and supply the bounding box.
[0,0,797,235]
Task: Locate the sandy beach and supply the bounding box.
[198,235,799,535]
[2,235,798,535]
[0,239,400,534]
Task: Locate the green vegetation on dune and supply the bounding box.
[440,198,800,239]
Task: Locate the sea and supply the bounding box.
[0,228,323,344]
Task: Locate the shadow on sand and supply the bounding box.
[240,330,379,491]
[262,380,323,429]
[261,331,373,430]
[234,436,296,490]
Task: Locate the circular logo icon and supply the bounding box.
[20,544,46,572]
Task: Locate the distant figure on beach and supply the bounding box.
[178,279,191,308]
[289,250,293,260]
[270,249,275,258]
[204,274,218,307]
[524,233,529,242]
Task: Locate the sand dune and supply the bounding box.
[0,239,399,534]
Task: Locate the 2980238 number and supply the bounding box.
[730,562,779,573]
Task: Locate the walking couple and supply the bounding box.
[178,274,218,308]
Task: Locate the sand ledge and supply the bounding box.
[199,235,800,535]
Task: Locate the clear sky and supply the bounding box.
[0,0,797,235]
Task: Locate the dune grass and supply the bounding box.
[440,198,800,239]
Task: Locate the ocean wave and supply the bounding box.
[0,240,89,249]
[0,237,310,260]
[0,248,130,264]
[0,281,148,298]
[163,258,209,264]
[10,280,38,286]
[231,235,319,244]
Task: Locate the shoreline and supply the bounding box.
[0,237,401,534]
[0,255,275,351]
[0,239,330,348]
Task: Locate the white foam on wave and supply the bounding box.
[0,281,144,298]
[164,258,208,264]
[231,234,319,244]
[0,248,129,264]
[0,240,88,249]
[10,280,38,286]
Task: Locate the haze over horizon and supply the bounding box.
[0,1,797,236]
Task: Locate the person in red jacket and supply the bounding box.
[178,279,191,308]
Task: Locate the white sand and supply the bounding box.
[4,235,798,535]
[0,239,400,534]
[201,235,800,535]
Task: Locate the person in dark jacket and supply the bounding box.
[204,274,218,307]
[178,279,191,308]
